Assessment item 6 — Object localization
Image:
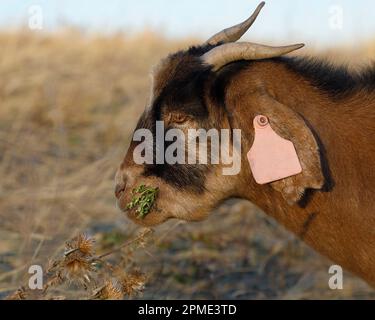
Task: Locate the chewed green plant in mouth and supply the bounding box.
[126,185,159,219]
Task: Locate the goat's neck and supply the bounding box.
[223,64,375,287]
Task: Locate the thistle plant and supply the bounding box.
[6,229,153,300]
[126,185,159,219]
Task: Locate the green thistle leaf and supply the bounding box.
[126,185,159,219]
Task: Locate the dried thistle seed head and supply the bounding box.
[119,269,147,297]
[59,234,98,287]
[65,233,95,256]
[107,268,147,298]
[64,258,90,274]
[62,257,95,285]
[92,279,124,300]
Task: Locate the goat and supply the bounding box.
[115,2,375,287]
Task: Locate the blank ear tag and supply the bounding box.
[247,115,302,185]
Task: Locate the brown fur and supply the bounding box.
[222,60,375,287]
[116,51,375,288]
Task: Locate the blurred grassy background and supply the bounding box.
[0,28,374,299]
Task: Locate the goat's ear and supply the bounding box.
[255,95,325,204]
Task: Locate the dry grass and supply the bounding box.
[0,28,374,299]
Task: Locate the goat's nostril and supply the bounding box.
[115,183,126,199]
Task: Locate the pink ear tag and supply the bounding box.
[247,115,302,185]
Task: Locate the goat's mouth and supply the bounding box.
[116,184,167,226]
[125,205,166,226]
[122,203,172,227]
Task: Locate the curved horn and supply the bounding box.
[202,42,305,71]
[205,2,265,46]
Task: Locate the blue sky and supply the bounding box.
[1,0,375,47]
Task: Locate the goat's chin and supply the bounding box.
[124,208,171,227]
[124,208,210,227]
[172,208,211,223]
